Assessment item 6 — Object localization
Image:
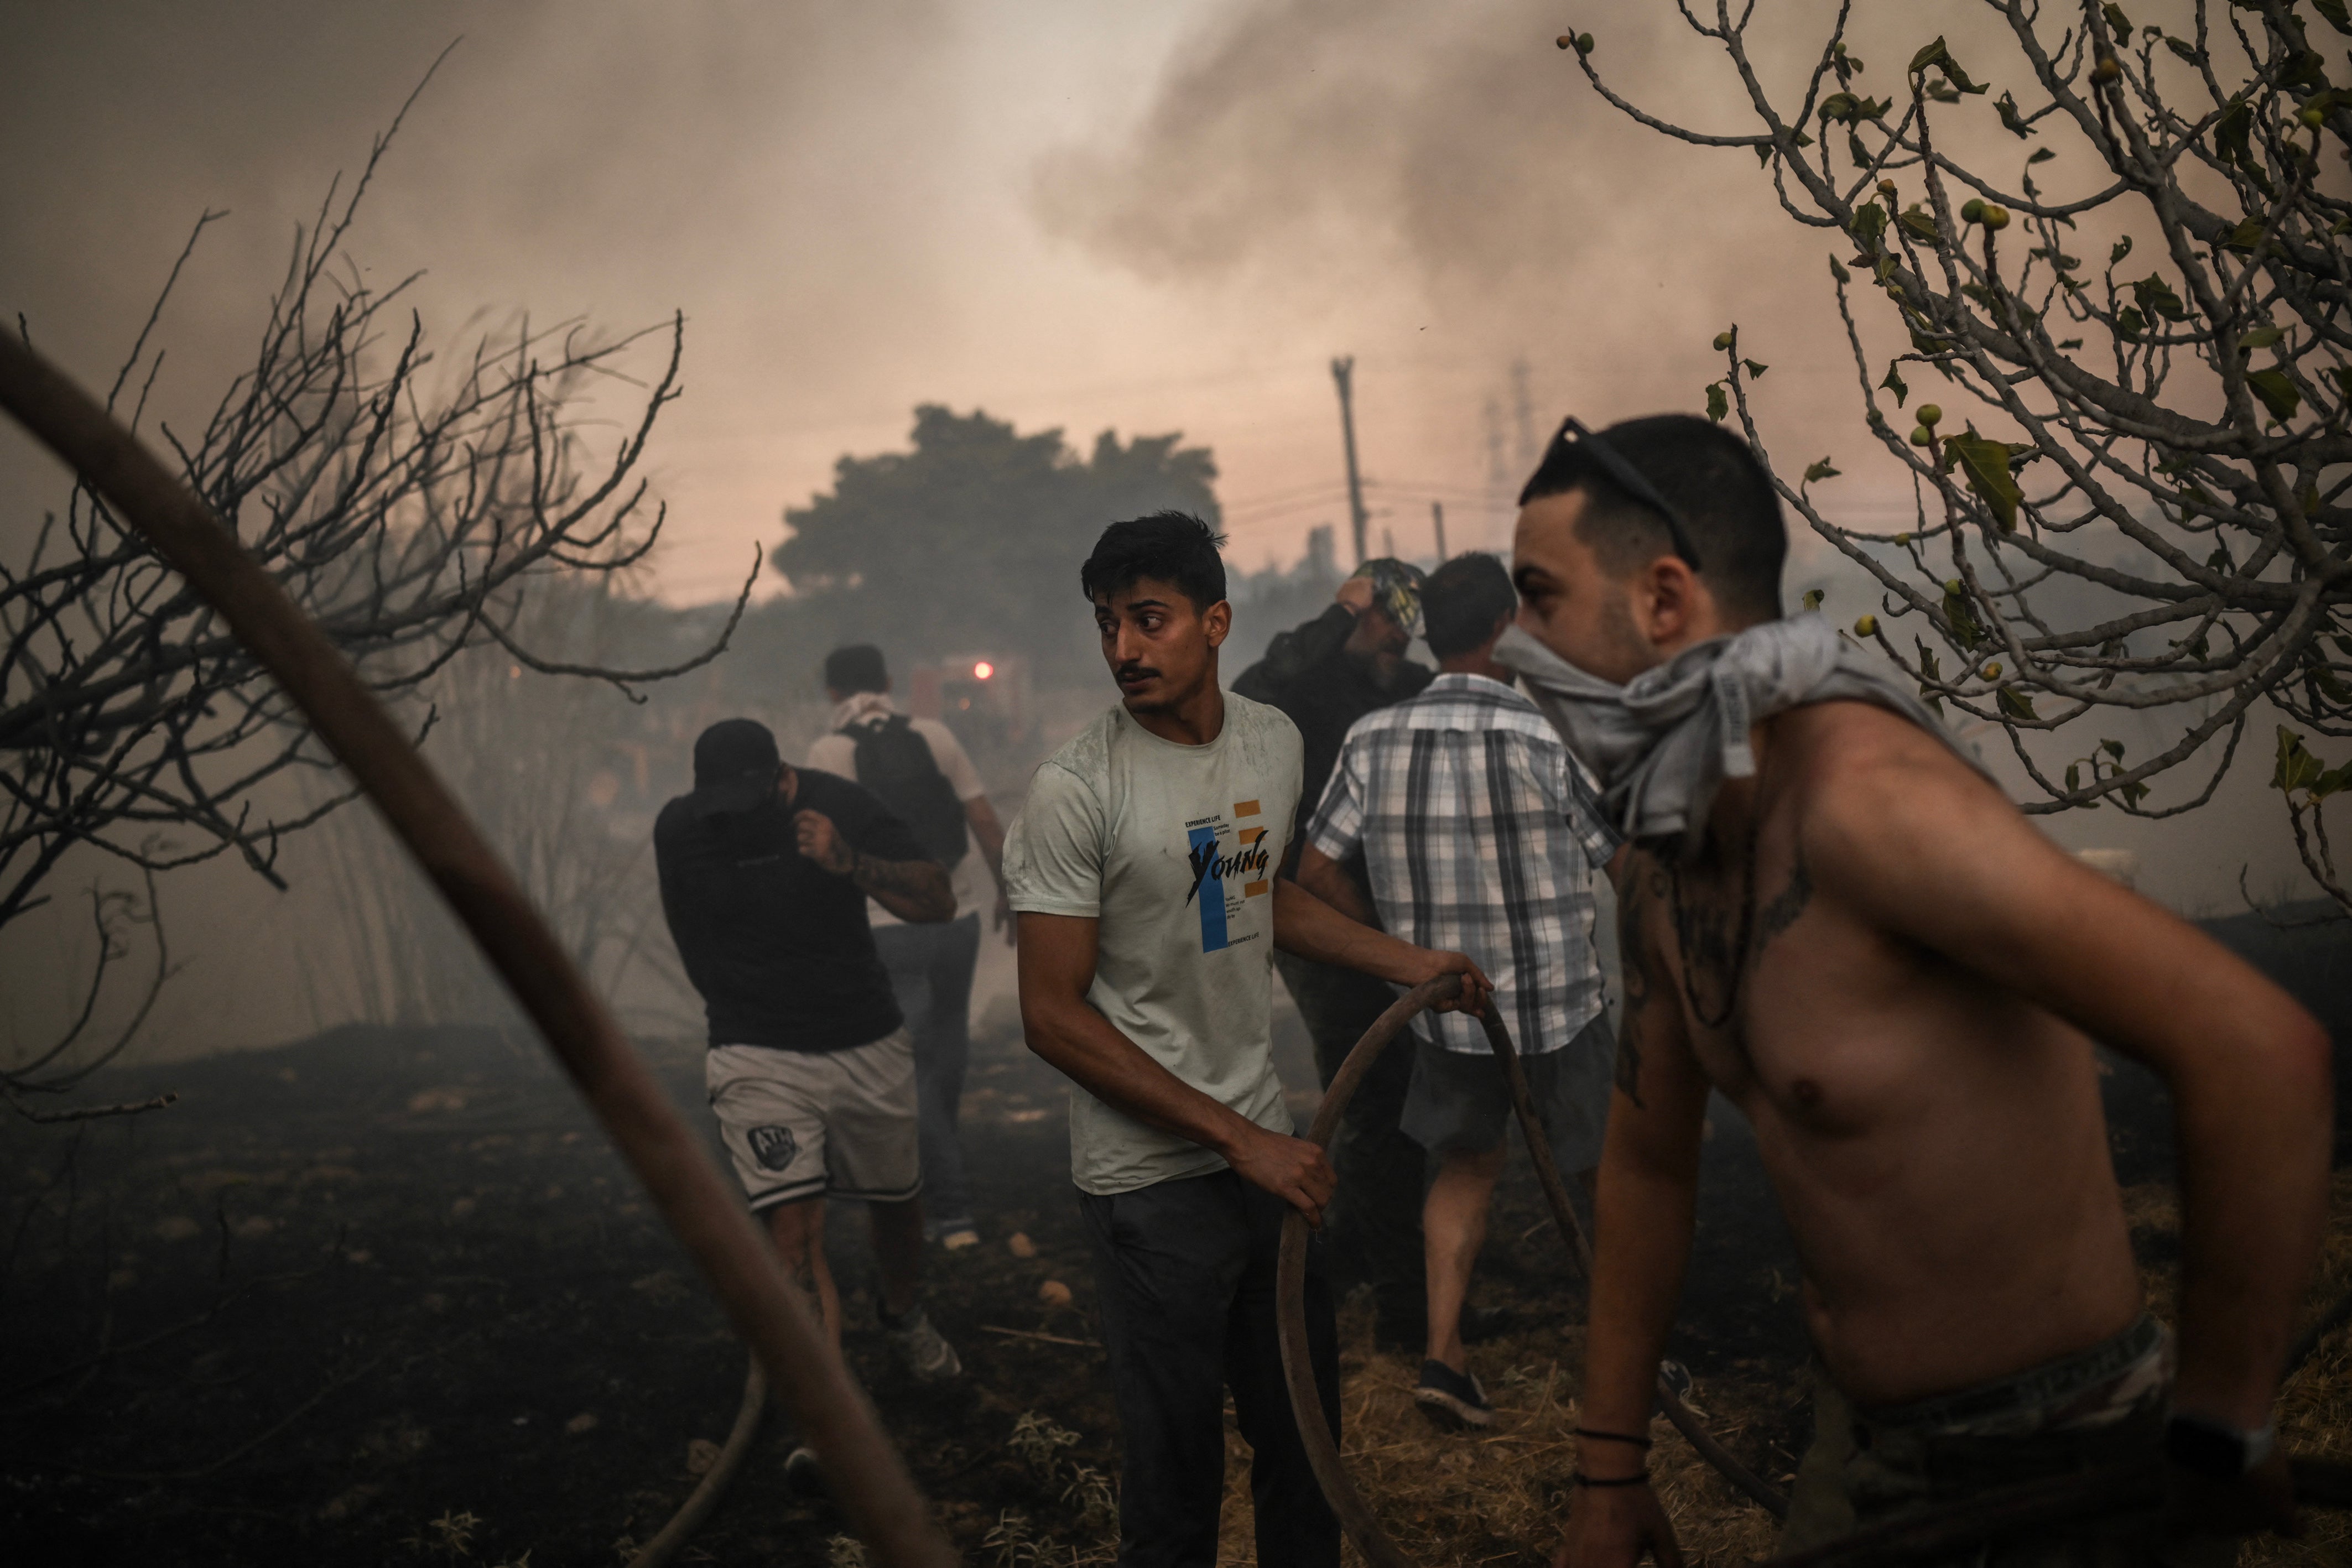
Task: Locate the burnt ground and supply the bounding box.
[3,904,2350,1567]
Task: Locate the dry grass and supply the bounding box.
[1201,1173,2352,1568]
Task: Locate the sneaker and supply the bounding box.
[1413,1358,1495,1429]
[883,1305,962,1381]
[783,1444,828,1498]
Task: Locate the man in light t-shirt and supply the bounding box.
[1006,511,1492,1568]
[808,644,1011,1252]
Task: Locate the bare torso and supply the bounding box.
[1624,700,2144,1406]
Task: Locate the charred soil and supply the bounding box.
[6,901,2352,1568]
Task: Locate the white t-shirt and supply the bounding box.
[807,695,993,929]
[1002,692,1304,1196]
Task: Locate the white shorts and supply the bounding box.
[706,1029,921,1211]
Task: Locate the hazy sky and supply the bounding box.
[3,0,2065,605]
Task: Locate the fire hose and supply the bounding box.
[1274,975,2352,1568]
[0,331,953,1567]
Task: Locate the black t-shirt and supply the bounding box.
[1232,602,1432,874]
[653,768,930,1052]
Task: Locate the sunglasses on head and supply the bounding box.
[1546,418,1705,572]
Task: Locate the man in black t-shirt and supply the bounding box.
[654,718,965,1406]
[1231,559,1437,1350]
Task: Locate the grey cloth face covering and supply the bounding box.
[1492,618,1982,855]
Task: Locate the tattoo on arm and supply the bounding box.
[1756,848,1813,950]
[1614,857,1662,1108]
[852,853,944,902]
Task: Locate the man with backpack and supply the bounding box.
[808,644,1012,1252]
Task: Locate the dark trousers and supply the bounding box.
[872,913,981,1222]
[1273,951,1426,1341]
[1078,1169,1341,1568]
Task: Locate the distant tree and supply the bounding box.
[1567,1,2352,913]
[774,405,1222,679]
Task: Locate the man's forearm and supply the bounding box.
[1578,1126,1703,1447]
[1293,850,1379,929]
[854,855,954,923]
[1271,877,1419,981]
[2167,1036,2333,1429]
[1022,993,1259,1158]
[968,800,1008,889]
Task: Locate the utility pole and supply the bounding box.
[1510,358,1538,474]
[1430,501,1448,562]
[1330,356,1370,566]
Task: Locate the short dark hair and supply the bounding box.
[1519,414,1786,621]
[1080,511,1228,612]
[1422,552,1516,658]
[823,644,888,695]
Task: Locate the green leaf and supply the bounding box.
[1898,205,1942,242]
[2239,325,2284,350]
[2215,98,2255,169]
[2065,762,2082,791]
[1804,457,1843,483]
[1802,588,1825,611]
[2131,274,2188,321]
[2101,3,2132,35]
[1997,685,2038,721]
[2110,236,2134,264]
[1941,582,1984,650]
[2058,337,2084,349]
[1705,382,1729,423]
[2275,726,2327,795]
[2315,0,2351,35]
[2246,368,2302,422]
[1880,362,1910,406]
[1829,254,1851,283]
[2101,738,2126,760]
[2029,146,2056,163]
[1742,359,1770,379]
[1908,35,1989,94]
[2221,218,2266,252]
[2116,305,2146,338]
[2165,36,2205,64]
[1947,429,2026,530]
[1850,202,1888,251]
[1819,91,1862,124]
[1996,91,2035,137]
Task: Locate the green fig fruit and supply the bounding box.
[1909,427,1933,447]
[1981,205,2011,230]
[1713,330,1736,350]
[1961,197,1986,223]
[1855,614,1880,637]
[1917,403,1943,426]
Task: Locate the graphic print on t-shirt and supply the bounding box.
[1183,798,1273,953]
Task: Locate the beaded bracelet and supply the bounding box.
[1569,1471,1649,1489]
[1573,1426,1654,1450]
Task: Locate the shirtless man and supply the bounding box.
[1501,415,2333,1564]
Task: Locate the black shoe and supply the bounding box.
[1413,1359,1495,1429]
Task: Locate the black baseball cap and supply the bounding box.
[690,718,782,815]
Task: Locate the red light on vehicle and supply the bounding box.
[972,660,995,681]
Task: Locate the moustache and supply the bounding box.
[1115,663,1162,684]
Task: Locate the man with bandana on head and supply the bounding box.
[1507,415,2332,1567]
[1232,558,1437,1348]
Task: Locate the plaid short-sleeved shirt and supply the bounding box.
[1307,673,1619,1055]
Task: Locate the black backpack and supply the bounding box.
[842,714,969,871]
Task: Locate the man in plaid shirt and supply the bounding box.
[1297,551,1620,1430]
